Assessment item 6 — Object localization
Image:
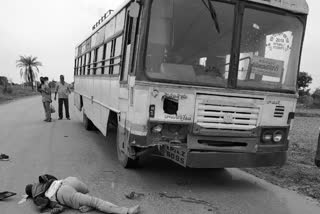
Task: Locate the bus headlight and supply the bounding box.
[152,124,163,133]
[261,129,286,144]
[273,130,284,143]
[262,131,273,143]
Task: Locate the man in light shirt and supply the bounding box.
[54,75,71,120]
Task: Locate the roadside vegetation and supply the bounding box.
[0,55,43,104]
[16,55,42,91]
[246,71,320,201]
[245,115,320,200]
[0,84,39,104]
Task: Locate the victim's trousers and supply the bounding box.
[56,177,129,214]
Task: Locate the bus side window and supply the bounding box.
[96,46,104,75]
[103,42,112,74]
[93,48,98,75]
[82,54,86,75]
[79,56,81,75]
[101,44,107,74]
[120,15,135,82]
[77,57,80,75]
[113,36,123,75]
[74,59,77,76]
[86,52,91,75]
[109,39,116,74]
[90,50,95,75]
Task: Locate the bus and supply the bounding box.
[74,0,309,168]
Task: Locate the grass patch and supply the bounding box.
[296,107,320,117]
[0,85,39,104]
[244,116,320,200]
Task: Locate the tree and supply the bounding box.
[16,55,42,90]
[298,72,312,96]
[312,88,320,107]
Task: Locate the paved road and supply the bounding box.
[1,95,320,214]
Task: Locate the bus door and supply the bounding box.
[119,5,140,116]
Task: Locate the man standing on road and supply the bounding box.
[54,75,71,120]
[42,77,52,122]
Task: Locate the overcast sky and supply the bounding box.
[0,0,319,89]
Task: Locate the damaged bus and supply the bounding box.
[74,0,309,168]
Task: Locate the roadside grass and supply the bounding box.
[296,107,320,117]
[245,116,320,200]
[0,85,39,104]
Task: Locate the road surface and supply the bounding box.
[1,95,320,214]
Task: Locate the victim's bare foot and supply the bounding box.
[128,205,140,214]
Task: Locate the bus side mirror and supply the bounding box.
[128,2,140,18]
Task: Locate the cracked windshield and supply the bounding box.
[146,0,234,87]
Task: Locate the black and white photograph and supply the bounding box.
[1,0,320,213]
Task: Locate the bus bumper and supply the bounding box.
[186,151,287,168]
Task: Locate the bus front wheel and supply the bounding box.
[116,127,138,168]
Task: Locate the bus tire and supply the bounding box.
[83,112,94,131]
[315,159,320,168]
[117,127,138,168]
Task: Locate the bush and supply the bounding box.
[0,76,8,86]
[298,95,314,107]
[2,85,13,94]
[312,89,320,107]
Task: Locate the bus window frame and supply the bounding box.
[234,1,307,93]
[86,52,91,75]
[74,6,130,78]
[137,0,307,94]
[82,54,87,75]
[74,59,77,76]
[120,10,140,83]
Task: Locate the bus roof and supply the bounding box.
[76,0,308,49]
[247,0,309,14]
[76,0,131,48]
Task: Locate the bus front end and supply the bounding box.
[139,86,294,168]
[127,0,308,168]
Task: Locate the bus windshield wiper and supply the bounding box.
[201,0,221,33]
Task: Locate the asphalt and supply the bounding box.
[1,95,320,214]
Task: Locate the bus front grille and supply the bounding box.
[194,94,261,135]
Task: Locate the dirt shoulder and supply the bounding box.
[244,116,320,200]
[0,85,39,104]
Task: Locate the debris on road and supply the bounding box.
[125,192,145,200]
[181,197,218,209]
[18,194,28,204]
[159,192,182,199]
[0,153,9,161]
[159,192,218,210]
[0,191,16,200]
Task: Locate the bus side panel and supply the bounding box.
[260,96,296,127]
[74,78,81,111]
[128,86,149,138]
[109,77,120,110]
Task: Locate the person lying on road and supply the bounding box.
[25,174,140,214]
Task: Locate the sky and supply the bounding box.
[0,0,124,83]
[0,0,319,89]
